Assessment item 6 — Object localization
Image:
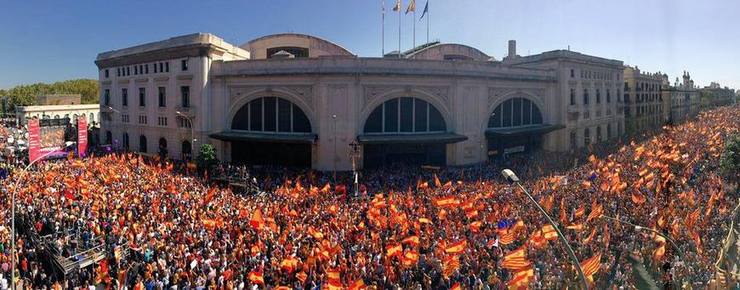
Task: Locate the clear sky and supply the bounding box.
[1,0,738,89]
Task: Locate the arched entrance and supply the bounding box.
[181,140,192,160]
[211,96,315,167]
[139,135,147,153]
[359,96,465,168]
[486,97,562,159]
[158,137,168,158]
[122,133,129,150]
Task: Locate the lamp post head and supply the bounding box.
[501,169,520,184]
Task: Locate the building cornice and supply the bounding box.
[211,57,557,83]
[95,33,248,69]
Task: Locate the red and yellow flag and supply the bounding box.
[541,224,558,241]
[434,196,459,207]
[444,240,467,254]
[502,246,530,271]
[248,269,264,284]
[450,282,462,290]
[402,235,420,247]
[507,267,534,289]
[250,210,265,230]
[386,243,403,257]
[349,279,366,290]
[280,257,299,272]
[580,253,601,278]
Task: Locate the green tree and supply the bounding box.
[0,79,99,111]
[720,134,740,183]
[196,144,219,172]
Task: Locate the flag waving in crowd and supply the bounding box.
[0,106,737,289]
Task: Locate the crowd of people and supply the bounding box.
[0,105,737,289]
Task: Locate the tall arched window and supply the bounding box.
[122,133,129,150]
[182,140,192,160]
[232,97,311,133]
[139,135,147,153]
[364,97,445,133]
[488,98,543,128]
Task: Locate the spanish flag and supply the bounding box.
[386,243,403,257]
[402,250,420,267]
[250,209,265,230]
[450,282,462,290]
[324,280,343,290]
[326,267,341,284]
[280,257,299,272]
[248,269,264,285]
[434,196,459,207]
[405,0,416,14]
[349,279,366,290]
[402,235,420,247]
[444,240,467,254]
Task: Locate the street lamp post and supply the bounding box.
[175,111,196,160]
[11,141,76,290]
[348,140,361,197]
[501,169,589,290]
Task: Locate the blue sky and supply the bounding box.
[1,0,738,89]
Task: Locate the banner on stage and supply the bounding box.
[77,116,88,157]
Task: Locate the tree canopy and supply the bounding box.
[0,79,99,110]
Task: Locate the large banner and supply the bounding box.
[77,116,87,157]
[28,117,71,162]
[28,118,40,162]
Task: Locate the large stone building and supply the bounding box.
[700,82,736,109]
[95,33,625,170]
[661,71,700,123]
[622,66,667,134]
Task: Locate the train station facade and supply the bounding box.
[96,33,625,170]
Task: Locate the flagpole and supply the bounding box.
[413,9,416,48]
[427,0,430,44]
[398,0,402,58]
[382,0,385,56]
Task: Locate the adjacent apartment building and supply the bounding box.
[661,71,700,123]
[622,66,667,134]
